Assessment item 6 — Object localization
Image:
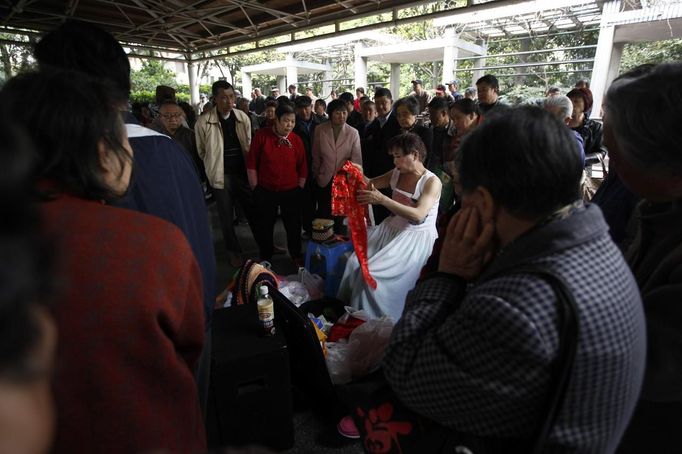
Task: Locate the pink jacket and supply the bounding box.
[312,122,362,187]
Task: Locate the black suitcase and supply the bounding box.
[207,303,294,451]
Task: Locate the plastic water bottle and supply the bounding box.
[256,285,275,336]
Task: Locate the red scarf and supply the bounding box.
[331,161,377,289]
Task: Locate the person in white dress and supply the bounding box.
[337,132,442,321]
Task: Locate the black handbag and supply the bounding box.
[343,268,580,454]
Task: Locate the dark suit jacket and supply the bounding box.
[362,112,402,178]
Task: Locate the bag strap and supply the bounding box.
[486,267,579,454]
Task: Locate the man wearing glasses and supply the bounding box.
[154,101,205,184]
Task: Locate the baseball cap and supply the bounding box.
[436,84,447,92]
[447,80,459,86]
[411,79,423,85]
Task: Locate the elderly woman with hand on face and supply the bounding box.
[337,133,442,322]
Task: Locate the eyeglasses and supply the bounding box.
[161,113,183,119]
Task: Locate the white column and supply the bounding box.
[591,0,621,119]
[354,42,368,91]
[442,28,457,84]
[471,38,487,85]
[242,71,252,101]
[390,63,401,98]
[187,55,199,109]
[285,53,298,90]
[322,60,333,98]
[277,75,286,94]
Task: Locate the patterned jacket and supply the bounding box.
[384,203,646,453]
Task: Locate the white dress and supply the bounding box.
[337,169,439,321]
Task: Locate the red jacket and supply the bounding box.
[43,194,206,454]
[246,127,307,191]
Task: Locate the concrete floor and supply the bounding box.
[208,203,363,454]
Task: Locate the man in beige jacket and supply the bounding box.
[195,80,257,267]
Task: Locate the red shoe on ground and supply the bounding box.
[337,415,360,439]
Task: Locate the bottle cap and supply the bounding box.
[260,285,269,295]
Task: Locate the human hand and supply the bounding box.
[356,183,384,205]
[438,207,496,280]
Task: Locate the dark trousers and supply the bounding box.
[301,178,316,234]
[254,186,302,260]
[314,181,345,234]
[213,173,258,253]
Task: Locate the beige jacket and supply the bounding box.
[312,122,362,188]
[195,106,251,189]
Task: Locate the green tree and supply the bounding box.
[0,33,35,83]
[130,58,177,92]
[620,38,682,72]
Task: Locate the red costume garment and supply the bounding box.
[43,193,206,454]
[331,161,376,289]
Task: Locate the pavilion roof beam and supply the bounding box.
[65,0,80,16]
[334,0,359,14]
[227,0,302,24]
[2,0,29,25]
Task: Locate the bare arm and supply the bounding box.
[358,176,442,224]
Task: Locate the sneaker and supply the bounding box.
[337,415,360,439]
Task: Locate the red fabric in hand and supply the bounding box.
[331,161,377,289]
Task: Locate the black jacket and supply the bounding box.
[362,113,402,178]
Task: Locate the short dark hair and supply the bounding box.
[374,87,393,100]
[428,96,449,113]
[386,132,427,162]
[394,96,420,116]
[459,106,582,219]
[276,95,293,107]
[327,99,347,116]
[314,99,327,109]
[339,92,354,104]
[0,70,132,202]
[450,98,481,116]
[575,79,590,89]
[0,120,53,381]
[363,100,375,109]
[275,102,295,119]
[33,20,131,102]
[356,87,365,94]
[294,95,312,109]
[566,87,593,113]
[155,85,176,104]
[265,100,278,109]
[212,80,234,98]
[476,74,499,91]
[605,62,682,172]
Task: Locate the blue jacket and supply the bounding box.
[384,203,646,453]
[115,115,216,326]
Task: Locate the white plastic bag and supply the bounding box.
[325,316,394,384]
[299,268,324,300]
[278,281,310,307]
[326,341,352,385]
[347,317,394,378]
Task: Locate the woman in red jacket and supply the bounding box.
[0,70,206,454]
[247,102,308,264]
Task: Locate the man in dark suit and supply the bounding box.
[361,87,402,223]
[293,95,319,237]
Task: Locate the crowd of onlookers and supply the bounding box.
[2,17,682,454]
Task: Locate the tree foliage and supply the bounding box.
[130,58,177,92]
[0,34,35,84]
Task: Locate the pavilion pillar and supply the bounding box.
[277,75,286,94]
[390,63,401,98]
[591,1,623,118]
[323,60,334,99]
[442,28,457,84]
[186,55,199,110]
[286,53,298,91]
[354,43,368,91]
[242,71,252,101]
[471,38,487,85]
